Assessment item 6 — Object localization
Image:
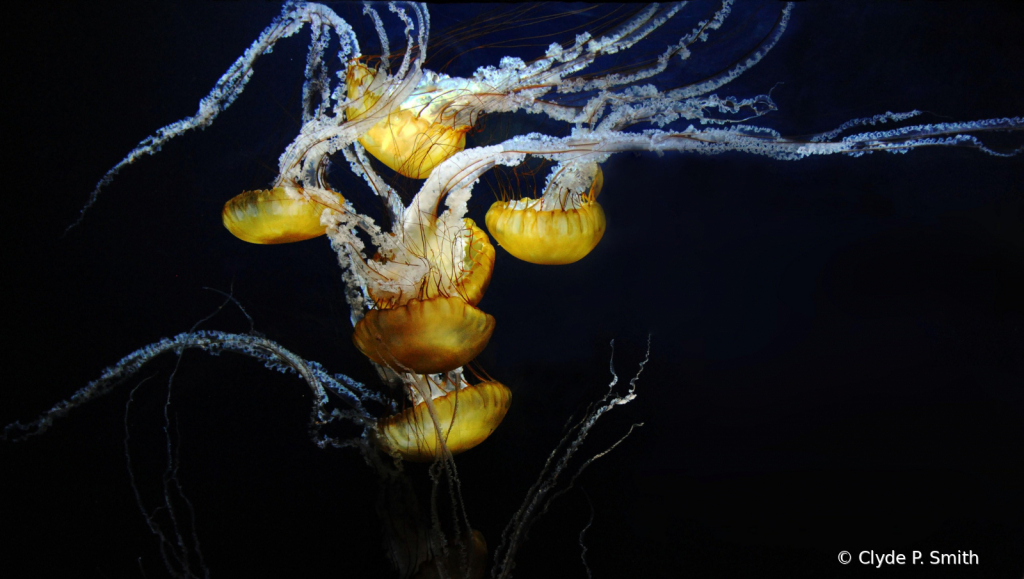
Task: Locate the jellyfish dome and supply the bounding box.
[352,295,495,374]
[486,162,606,264]
[376,378,511,462]
[222,186,343,244]
[346,62,472,179]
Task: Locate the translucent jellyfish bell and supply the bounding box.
[376,378,511,462]
[347,62,471,179]
[351,211,497,373]
[367,218,495,307]
[486,162,606,264]
[353,296,495,374]
[221,186,343,244]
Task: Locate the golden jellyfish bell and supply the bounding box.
[485,165,606,265]
[366,218,495,307]
[346,62,470,179]
[222,186,342,244]
[377,381,511,462]
[414,218,495,306]
[454,219,496,305]
[353,296,495,374]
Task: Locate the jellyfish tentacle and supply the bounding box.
[560,0,734,96]
[2,331,375,443]
[362,4,391,70]
[808,110,924,143]
[341,142,406,225]
[301,12,333,124]
[669,2,793,100]
[491,338,649,579]
[69,3,361,232]
[411,112,1020,266]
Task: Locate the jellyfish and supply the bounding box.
[345,60,472,179]
[222,186,344,244]
[376,376,511,462]
[485,161,606,264]
[352,296,496,374]
[4,2,1023,578]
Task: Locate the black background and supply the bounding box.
[2,3,1023,578]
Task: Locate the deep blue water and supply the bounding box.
[3,3,1023,578]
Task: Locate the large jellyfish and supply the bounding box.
[4,3,1023,578]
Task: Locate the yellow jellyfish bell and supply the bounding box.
[354,217,496,374]
[446,218,497,307]
[352,296,495,374]
[485,165,606,265]
[377,380,511,462]
[346,62,470,179]
[222,186,342,244]
[455,219,496,305]
[409,218,495,306]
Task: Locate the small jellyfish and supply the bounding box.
[376,377,511,461]
[486,162,606,264]
[221,186,343,244]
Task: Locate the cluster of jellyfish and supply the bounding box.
[6,2,1022,578]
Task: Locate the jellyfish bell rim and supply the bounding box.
[457,218,496,305]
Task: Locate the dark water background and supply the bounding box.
[3,3,1023,578]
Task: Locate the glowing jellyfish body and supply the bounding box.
[376,380,511,462]
[352,296,495,374]
[367,218,495,307]
[485,198,606,265]
[486,164,606,264]
[221,186,342,244]
[347,62,472,179]
[352,216,497,373]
